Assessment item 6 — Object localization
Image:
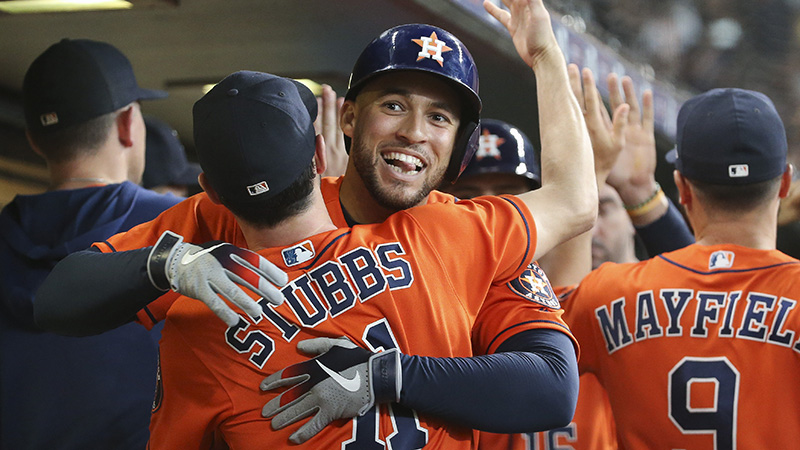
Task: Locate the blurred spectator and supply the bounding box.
[142,116,201,197]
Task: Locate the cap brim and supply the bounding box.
[137,87,168,101]
[665,147,678,165]
[290,80,318,122]
[176,162,202,186]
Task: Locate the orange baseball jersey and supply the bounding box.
[476,373,617,450]
[144,194,574,448]
[561,243,800,450]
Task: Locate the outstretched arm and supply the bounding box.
[35,231,287,336]
[261,328,578,444]
[539,64,629,285]
[485,0,597,261]
[604,74,694,254]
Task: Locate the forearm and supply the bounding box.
[635,198,695,256]
[398,329,578,433]
[535,51,597,228]
[35,247,161,336]
[520,50,597,260]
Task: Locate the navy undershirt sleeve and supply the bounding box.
[397,328,578,433]
[635,198,695,257]
[35,247,162,336]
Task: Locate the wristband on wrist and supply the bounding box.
[147,230,183,291]
[624,183,665,218]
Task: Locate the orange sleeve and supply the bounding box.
[91,193,244,327]
[472,262,579,357]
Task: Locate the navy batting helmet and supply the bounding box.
[345,23,481,183]
[461,118,541,188]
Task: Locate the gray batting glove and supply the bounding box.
[147,230,288,326]
[260,337,401,444]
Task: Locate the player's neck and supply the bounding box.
[239,192,337,251]
[339,172,403,224]
[692,217,777,250]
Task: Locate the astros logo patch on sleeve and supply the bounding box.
[507,262,561,309]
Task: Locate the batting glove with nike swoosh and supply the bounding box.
[147,230,288,326]
[260,337,401,444]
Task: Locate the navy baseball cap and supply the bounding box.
[668,88,787,185]
[193,71,318,206]
[23,38,167,133]
[142,117,201,189]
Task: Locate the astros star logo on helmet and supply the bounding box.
[476,129,505,161]
[412,31,452,66]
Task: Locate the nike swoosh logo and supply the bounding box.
[181,243,227,265]
[316,360,361,392]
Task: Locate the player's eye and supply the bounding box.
[382,101,404,112]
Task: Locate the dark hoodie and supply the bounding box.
[0,182,181,449]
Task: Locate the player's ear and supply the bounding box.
[24,130,45,158]
[198,172,222,204]
[115,103,136,148]
[778,164,793,198]
[673,170,691,207]
[314,134,327,176]
[340,100,356,139]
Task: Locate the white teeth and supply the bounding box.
[389,165,418,175]
[384,152,423,168]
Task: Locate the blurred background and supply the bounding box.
[1,0,798,206]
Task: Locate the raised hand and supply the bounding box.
[146,230,288,326]
[314,84,348,178]
[484,0,561,68]
[261,337,400,444]
[568,64,629,183]
[605,73,657,199]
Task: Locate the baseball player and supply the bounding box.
[37,0,596,447]
[559,87,800,449]
[0,39,178,449]
[441,119,618,450]
[38,61,585,448]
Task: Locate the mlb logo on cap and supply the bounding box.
[248,181,270,197]
[728,164,749,178]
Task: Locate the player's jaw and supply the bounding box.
[351,139,447,211]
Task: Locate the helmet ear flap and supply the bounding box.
[445,120,480,184]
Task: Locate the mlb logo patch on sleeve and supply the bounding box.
[507,262,561,309]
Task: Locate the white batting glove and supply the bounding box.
[260,337,401,444]
[147,230,288,326]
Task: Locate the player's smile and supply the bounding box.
[379,149,427,178]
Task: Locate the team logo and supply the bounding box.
[475,129,504,161]
[247,181,270,196]
[709,250,735,270]
[728,164,749,178]
[40,112,58,126]
[282,240,315,267]
[412,31,452,67]
[508,263,561,309]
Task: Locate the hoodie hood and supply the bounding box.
[0,181,180,330]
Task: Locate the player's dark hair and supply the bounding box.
[222,160,317,227]
[27,110,116,163]
[689,176,782,212]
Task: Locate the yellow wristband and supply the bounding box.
[624,183,665,218]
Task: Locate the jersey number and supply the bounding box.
[668,357,739,450]
[343,319,428,450]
